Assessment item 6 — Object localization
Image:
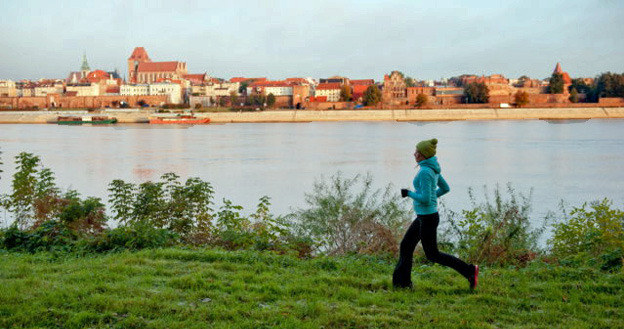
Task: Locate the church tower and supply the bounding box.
[128,47,151,83]
[80,52,91,78]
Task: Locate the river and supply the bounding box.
[1,119,623,226]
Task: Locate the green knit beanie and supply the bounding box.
[416,138,438,158]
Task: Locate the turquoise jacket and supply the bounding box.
[407,156,450,215]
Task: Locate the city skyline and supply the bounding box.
[1,0,623,81]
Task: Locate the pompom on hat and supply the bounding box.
[416,138,438,159]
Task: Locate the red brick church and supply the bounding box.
[127,47,188,84]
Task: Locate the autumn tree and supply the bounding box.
[340,85,352,101]
[363,85,382,106]
[514,91,529,107]
[463,82,489,104]
[415,94,428,108]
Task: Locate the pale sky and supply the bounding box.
[1,0,622,81]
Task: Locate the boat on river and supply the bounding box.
[57,116,118,125]
[149,115,210,124]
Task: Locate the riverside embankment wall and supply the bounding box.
[1,107,624,124]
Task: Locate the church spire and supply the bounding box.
[81,52,91,72]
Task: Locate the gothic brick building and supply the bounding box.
[382,71,407,106]
[127,47,187,84]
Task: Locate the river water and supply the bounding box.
[1,119,623,226]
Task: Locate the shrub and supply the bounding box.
[1,225,31,251]
[57,192,107,236]
[249,196,292,251]
[290,172,412,256]
[108,173,215,237]
[214,198,253,249]
[1,220,75,253]
[415,93,428,108]
[87,223,178,252]
[439,184,547,266]
[550,199,624,271]
[514,91,530,107]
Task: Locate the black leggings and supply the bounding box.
[393,212,473,287]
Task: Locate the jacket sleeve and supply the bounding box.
[436,174,450,198]
[407,171,433,203]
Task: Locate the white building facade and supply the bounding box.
[0,80,16,97]
[34,84,64,97]
[66,83,100,97]
[149,82,183,104]
[120,84,150,96]
[315,87,341,102]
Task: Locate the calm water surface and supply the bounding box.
[1,120,623,226]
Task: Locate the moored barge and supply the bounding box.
[149,115,210,124]
[57,116,118,124]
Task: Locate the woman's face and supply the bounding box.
[414,150,426,163]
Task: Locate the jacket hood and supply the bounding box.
[419,156,441,174]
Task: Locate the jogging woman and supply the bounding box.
[392,138,479,290]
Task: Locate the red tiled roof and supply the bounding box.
[183,74,206,84]
[183,74,205,79]
[128,47,151,61]
[350,79,374,85]
[84,70,110,83]
[352,85,369,94]
[250,81,291,88]
[316,83,341,90]
[137,61,180,72]
[229,77,267,83]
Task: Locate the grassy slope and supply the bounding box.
[0,248,622,329]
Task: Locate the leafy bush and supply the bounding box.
[108,173,215,237]
[290,172,412,256]
[57,191,107,236]
[1,225,31,251]
[0,153,108,252]
[249,196,291,250]
[1,220,75,252]
[86,223,178,252]
[550,199,624,271]
[440,184,547,266]
[214,198,253,249]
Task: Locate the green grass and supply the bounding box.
[1,248,622,329]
